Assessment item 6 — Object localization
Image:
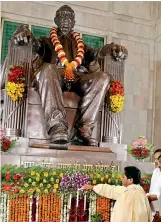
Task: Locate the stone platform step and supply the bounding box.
[31,143,113,153]
[1,137,127,168]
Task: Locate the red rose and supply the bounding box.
[13,175,18,180]
[3,184,11,191]
[16,174,22,179]
[6,171,11,175]
[10,183,15,187]
[5,175,10,181]
[14,188,19,194]
[16,182,20,186]
[23,171,27,175]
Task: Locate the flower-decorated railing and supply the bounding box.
[1,164,151,222]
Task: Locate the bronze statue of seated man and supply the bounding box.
[13,5,128,146]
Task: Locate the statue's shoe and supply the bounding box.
[72,134,98,147]
[50,133,68,144]
[49,124,68,144]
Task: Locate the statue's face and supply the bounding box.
[54,10,75,37]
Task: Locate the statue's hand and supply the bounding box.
[110,43,128,61]
[13,25,35,45]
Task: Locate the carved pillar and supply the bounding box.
[2,41,32,137]
[101,54,125,144]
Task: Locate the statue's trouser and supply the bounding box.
[35,63,110,136]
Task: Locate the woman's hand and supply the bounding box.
[83,184,94,191]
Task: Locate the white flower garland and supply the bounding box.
[63,194,67,222]
[7,194,9,222]
[29,195,32,222]
[91,193,96,217]
[110,200,114,222]
[88,193,97,221]
[60,193,64,222]
[67,193,72,222]
[84,192,87,211]
[4,193,8,222]
[1,192,4,221]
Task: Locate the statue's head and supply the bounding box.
[54,5,75,37]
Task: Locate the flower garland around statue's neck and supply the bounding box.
[50,28,84,81]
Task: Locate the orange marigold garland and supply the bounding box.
[96,197,110,221]
[50,28,84,81]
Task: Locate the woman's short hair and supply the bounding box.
[124,166,141,184]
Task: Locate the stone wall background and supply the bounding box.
[1,1,160,147]
[154,2,161,150]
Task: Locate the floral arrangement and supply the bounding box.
[1,165,122,197]
[50,28,84,81]
[140,173,152,193]
[6,65,26,101]
[108,80,124,113]
[127,135,154,160]
[0,126,17,152]
[59,171,91,192]
[0,164,151,222]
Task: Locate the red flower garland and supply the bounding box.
[8,66,26,83]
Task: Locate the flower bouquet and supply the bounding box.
[108,80,124,113]
[0,126,17,152]
[140,173,152,193]
[6,65,26,101]
[127,135,153,160]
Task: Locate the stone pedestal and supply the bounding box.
[1,137,155,173]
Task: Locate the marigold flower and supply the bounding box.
[53,171,56,175]
[36,177,40,182]
[43,179,47,183]
[44,189,48,194]
[28,178,32,183]
[19,189,25,194]
[24,183,29,188]
[50,177,54,182]
[59,173,63,178]
[44,172,48,177]
[90,174,94,178]
[101,177,104,182]
[28,189,34,193]
[54,184,58,189]
[47,184,51,188]
[32,182,36,186]
[30,171,35,176]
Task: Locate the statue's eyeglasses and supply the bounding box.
[57,11,75,20]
